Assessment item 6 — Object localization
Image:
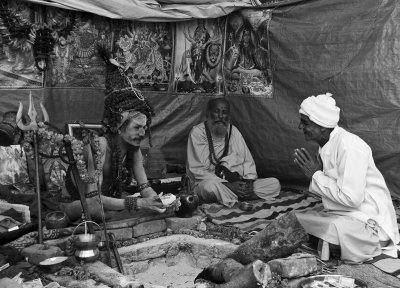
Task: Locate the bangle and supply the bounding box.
[85,190,99,199]
[125,197,139,212]
[138,182,151,192]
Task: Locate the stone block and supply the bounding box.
[21,244,64,265]
[268,253,318,278]
[132,219,166,237]
[108,227,133,240]
[165,216,202,231]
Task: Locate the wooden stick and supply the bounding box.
[33,132,43,244]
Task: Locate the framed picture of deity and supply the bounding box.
[41,158,68,192]
[0,1,44,88]
[66,123,104,141]
[223,9,274,98]
[111,20,174,92]
[173,19,225,94]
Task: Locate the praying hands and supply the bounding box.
[293,147,322,179]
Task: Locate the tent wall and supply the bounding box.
[1,0,399,197]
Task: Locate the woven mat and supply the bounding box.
[201,188,323,232]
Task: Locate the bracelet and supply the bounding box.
[138,182,151,192]
[85,190,99,198]
[124,197,139,212]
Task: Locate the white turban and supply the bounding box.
[299,92,340,128]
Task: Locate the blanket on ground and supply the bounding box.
[200,189,323,232]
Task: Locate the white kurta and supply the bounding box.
[186,122,280,207]
[296,126,399,262]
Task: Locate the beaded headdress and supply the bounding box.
[98,45,155,143]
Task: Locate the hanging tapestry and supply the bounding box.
[112,20,173,92]
[0,0,44,88]
[46,8,112,87]
[173,19,225,94]
[223,9,273,98]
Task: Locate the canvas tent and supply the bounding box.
[1,0,399,198]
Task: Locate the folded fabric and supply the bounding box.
[0,208,24,223]
[0,215,21,232]
[366,253,400,278]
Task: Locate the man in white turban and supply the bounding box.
[293,92,399,263]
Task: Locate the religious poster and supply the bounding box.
[223,9,273,98]
[0,145,29,186]
[112,21,173,92]
[46,9,112,87]
[0,1,44,88]
[173,19,225,94]
[41,158,68,192]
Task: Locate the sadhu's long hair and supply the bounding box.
[102,88,154,137]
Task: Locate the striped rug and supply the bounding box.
[394,198,400,232]
[201,189,323,232]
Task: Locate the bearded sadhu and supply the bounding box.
[186,98,280,207]
[62,88,179,221]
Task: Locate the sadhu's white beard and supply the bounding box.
[211,122,228,138]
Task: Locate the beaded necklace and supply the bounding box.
[204,121,232,166]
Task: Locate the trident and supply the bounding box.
[16,92,49,244]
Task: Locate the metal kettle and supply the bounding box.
[72,221,101,263]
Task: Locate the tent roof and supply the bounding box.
[24,0,252,21]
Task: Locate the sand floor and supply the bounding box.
[132,253,202,288]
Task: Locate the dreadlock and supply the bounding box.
[102,88,154,139]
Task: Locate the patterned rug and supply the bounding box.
[200,188,323,232]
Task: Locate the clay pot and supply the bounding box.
[175,194,199,218]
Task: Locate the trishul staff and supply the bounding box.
[16,92,49,244]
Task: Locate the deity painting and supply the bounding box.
[46,9,112,87]
[224,10,273,98]
[42,158,68,191]
[0,145,29,185]
[0,1,44,88]
[173,19,225,94]
[112,21,173,92]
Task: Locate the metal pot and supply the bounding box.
[72,221,101,263]
[39,256,68,273]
